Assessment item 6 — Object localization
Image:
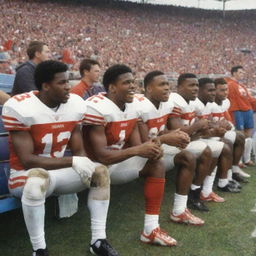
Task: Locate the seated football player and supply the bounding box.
[83,64,177,247]
[193,78,241,195]
[213,78,247,182]
[135,70,204,225]
[167,73,224,211]
[2,60,118,256]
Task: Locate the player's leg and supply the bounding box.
[9,169,51,256]
[168,149,204,225]
[139,159,177,246]
[187,144,211,212]
[51,166,119,256]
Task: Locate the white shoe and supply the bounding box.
[234,168,251,178]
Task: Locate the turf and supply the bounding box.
[1,167,256,256]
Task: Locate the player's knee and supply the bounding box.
[91,165,110,188]
[177,150,195,168]
[222,143,232,157]
[187,141,207,158]
[236,131,245,146]
[201,146,212,160]
[23,168,49,203]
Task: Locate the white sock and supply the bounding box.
[227,169,233,181]
[143,214,159,235]
[201,167,217,197]
[172,193,188,216]
[190,184,201,190]
[22,203,46,251]
[232,165,241,174]
[252,133,256,158]
[244,138,252,163]
[218,178,228,188]
[88,198,109,244]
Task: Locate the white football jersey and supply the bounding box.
[2,91,86,170]
[190,98,213,120]
[132,94,173,138]
[84,93,139,150]
[168,92,196,126]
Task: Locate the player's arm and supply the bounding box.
[10,130,73,170]
[85,124,162,165]
[68,124,87,156]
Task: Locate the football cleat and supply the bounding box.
[32,248,49,256]
[200,192,225,203]
[188,188,209,212]
[140,227,177,247]
[245,160,255,167]
[170,208,204,225]
[217,183,241,193]
[234,169,250,178]
[232,173,248,184]
[90,239,119,256]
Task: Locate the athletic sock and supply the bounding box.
[201,167,217,197]
[244,138,252,163]
[143,177,165,234]
[22,203,46,251]
[190,184,201,191]
[172,193,188,216]
[218,178,229,188]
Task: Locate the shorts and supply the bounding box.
[234,110,254,130]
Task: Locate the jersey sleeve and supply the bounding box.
[84,104,106,126]
[169,95,182,117]
[2,101,30,131]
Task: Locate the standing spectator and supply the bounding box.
[70,59,105,100]
[11,41,51,95]
[226,65,256,166]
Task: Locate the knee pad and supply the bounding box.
[23,168,50,202]
[186,141,207,158]
[91,165,110,188]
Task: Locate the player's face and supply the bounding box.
[148,75,170,102]
[113,72,135,103]
[47,72,70,105]
[215,83,228,102]
[234,68,245,80]
[88,64,100,83]
[180,78,199,101]
[38,45,51,62]
[201,83,216,102]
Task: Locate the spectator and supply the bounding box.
[70,58,105,100]
[11,41,51,95]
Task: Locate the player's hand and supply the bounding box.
[136,140,162,159]
[213,127,226,137]
[162,129,190,149]
[72,156,96,185]
[194,119,209,131]
[219,119,232,130]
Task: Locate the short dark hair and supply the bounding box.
[177,73,197,86]
[198,77,214,88]
[144,70,164,89]
[35,60,68,90]
[102,64,132,92]
[79,59,100,77]
[231,65,243,75]
[214,78,227,87]
[27,41,46,59]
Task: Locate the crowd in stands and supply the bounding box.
[0,0,255,86]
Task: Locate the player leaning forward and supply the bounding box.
[2,60,119,256]
[83,64,177,247]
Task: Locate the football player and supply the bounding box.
[83,64,177,247]
[2,60,118,256]
[135,70,204,225]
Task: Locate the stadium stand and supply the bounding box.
[0,0,255,87]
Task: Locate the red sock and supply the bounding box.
[144,177,165,215]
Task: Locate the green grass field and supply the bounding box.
[1,167,256,256]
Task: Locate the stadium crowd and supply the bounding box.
[0,0,256,86]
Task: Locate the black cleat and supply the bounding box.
[32,248,49,256]
[188,188,209,212]
[90,239,120,256]
[229,179,242,189]
[232,173,249,184]
[217,183,241,193]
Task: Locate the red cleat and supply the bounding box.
[140,227,177,247]
[200,192,225,203]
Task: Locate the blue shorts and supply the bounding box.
[234,110,254,130]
